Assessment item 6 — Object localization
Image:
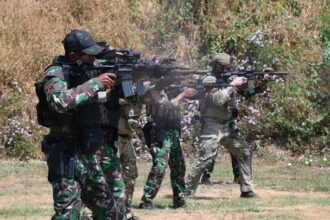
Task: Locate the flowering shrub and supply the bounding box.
[1,116,43,159]
[3,117,32,146]
[0,0,328,161]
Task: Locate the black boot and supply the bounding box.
[240,191,258,198]
[201,175,213,186]
[138,201,154,210]
[127,215,140,220]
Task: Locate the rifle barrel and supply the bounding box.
[172,69,208,74]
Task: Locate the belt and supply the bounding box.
[49,126,79,137]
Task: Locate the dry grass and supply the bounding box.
[0,0,326,116]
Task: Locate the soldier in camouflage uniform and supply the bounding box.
[138,87,196,209]
[185,53,257,198]
[38,29,126,219]
[115,97,143,220]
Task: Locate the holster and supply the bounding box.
[142,122,154,148]
[231,108,239,119]
[106,128,118,155]
[142,122,165,148]
[229,120,239,136]
[41,136,79,183]
[79,127,118,155]
[80,128,105,155]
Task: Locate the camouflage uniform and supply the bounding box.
[98,142,126,220]
[115,98,142,218]
[38,30,128,219]
[139,89,186,208]
[42,62,120,219]
[186,53,255,197]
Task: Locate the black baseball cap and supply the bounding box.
[62,29,105,55]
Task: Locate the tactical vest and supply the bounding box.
[36,56,120,138]
[200,91,233,122]
[146,102,181,130]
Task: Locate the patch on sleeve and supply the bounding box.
[44,78,67,96]
[46,83,56,94]
[45,65,65,80]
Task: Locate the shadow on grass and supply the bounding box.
[131,204,173,210]
[188,196,230,200]
[212,181,239,185]
[164,194,229,200]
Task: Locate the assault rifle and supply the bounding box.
[169,81,229,91]
[86,48,207,97]
[166,68,289,98]
[217,69,289,95]
[165,80,229,99]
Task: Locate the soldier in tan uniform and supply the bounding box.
[185,53,257,198]
[116,97,144,220]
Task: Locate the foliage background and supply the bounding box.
[0,0,329,161]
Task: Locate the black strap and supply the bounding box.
[62,64,71,83]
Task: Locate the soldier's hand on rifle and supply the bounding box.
[173,87,197,104]
[229,77,247,87]
[210,88,220,93]
[97,73,117,92]
[262,67,273,81]
[263,74,271,80]
[182,88,197,98]
[143,81,152,88]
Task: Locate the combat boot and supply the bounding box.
[184,190,195,198]
[138,201,154,210]
[240,191,258,198]
[201,175,213,186]
[127,215,140,220]
[173,199,186,209]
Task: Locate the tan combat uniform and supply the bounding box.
[186,86,254,194]
[116,98,143,217]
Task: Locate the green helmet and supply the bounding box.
[202,76,217,84]
[209,53,232,66]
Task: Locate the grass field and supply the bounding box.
[0,154,329,220]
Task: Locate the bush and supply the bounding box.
[0,0,328,159]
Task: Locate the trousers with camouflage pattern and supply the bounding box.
[43,135,108,220]
[43,132,126,220]
[94,136,127,220]
[116,134,139,215]
[186,119,253,195]
[140,129,186,208]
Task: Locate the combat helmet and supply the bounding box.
[202,75,217,84]
[209,53,232,66]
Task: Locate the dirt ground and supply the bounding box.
[131,185,330,220]
[3,183,329,220]
[0,158,329,220]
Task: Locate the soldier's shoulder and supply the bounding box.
[44,65,64,79]
[44,55,71,78]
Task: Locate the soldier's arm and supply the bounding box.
[43,66,105,114]
[171,88,197,107]
[211,88,235,106]
[148,89,170,104]
[212,76,246,106]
